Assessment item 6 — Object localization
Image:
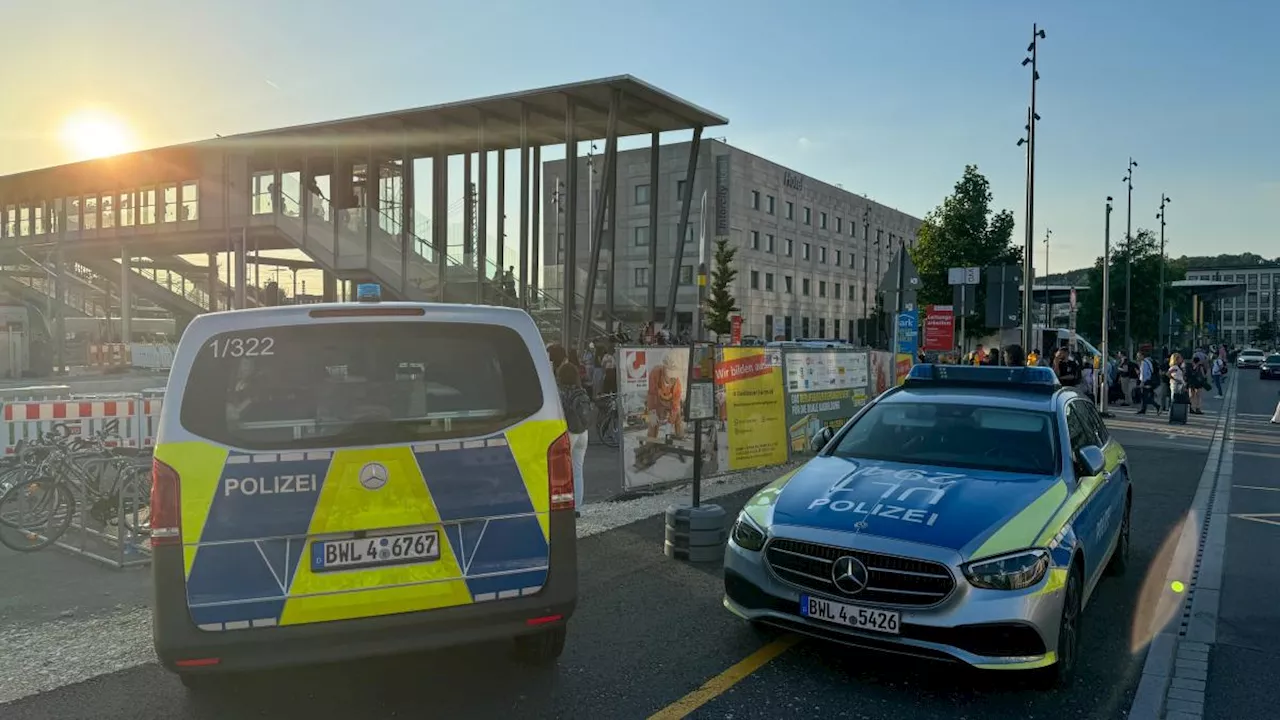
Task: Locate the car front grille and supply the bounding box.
[765,538,955,607]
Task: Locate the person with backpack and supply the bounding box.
[1211,354,1227,399]
[557,361,592,515]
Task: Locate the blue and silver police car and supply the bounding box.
[723,364,1131,688]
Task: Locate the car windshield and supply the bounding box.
[180,321,542,451]
[829,400,1059,475]
[1243,351,1264,357]
[1267,355,1280,364]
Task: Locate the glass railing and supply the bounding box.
[3,268,110,317]
[129,263,213,311]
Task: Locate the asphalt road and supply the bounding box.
[1206,370,1280,720]
[0,419,1213,720]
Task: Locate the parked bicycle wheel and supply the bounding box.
[0,477,77,552]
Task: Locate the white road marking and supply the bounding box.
[1234,484,1280,492]
[1231,513,1280,527]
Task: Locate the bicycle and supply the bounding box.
[0,421,152,553]
[594,392,620,448]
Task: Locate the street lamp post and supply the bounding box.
[1100,196,1114,417]
[1157,193,1171,350]
[862,208,871,345]
[1020,23,1046,353]
[1123,158,1137,355]
[1043,228,1052,326]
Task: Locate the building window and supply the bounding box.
[836,217,843,234]
[850,222,857,238]
[181,182,199,220]
[16,206,29,236]
[635,267,649,287]
[835,249,842,266]
[803,243,811,261]
[765,273,775,291]
[767,195,776,215]
[848,284,856,300]
[33,206,45,235]
[140,189,156,225]
[820,211,828,229]
[766,234,775,253]
[119,192,134,227]
[803,278,811,296]
[803,207,812,225]
[83,197,98,230]
[785,275,794,294]
[819,318,826,338]
[750,270,760,290]
[683,225,694,244]
[751,190,760,210]
[849,253,856,269]
[835,282,842,299]
[160,184,178,223]
[785,201,794,220]
[802,317,810,337]
[634,225,650,246]
[834,318,841,339]
[819,246,827,264]
[100,195,114,229]
[65,197,79,231]
[819,280,827,298]
[677,180,688,201]
[680,265,693,285]
[785,239,794,257]
[635,184,650,205]
[750,230,760,250]
[765,314,774,339]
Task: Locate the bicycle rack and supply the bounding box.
[50,460,153,570]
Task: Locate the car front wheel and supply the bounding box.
[1032,564,1082,690]
[1107,493,1132,576]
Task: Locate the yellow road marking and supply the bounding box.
[647,635,801,720]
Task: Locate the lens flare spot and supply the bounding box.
[1171,580,1186,593]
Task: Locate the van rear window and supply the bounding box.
[179,321,542,451]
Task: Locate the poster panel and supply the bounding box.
[714,347,788,473]
[895,353,915,385]
[782,349,870,457]
[617,347,719,490]
[869,351,894,397]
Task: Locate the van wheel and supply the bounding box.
[513,626,567,666]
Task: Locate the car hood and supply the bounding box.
[769,456,1066,556]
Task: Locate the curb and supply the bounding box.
[1127,372,1237,720]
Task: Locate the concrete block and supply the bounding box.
[1171,676,1207,692]
[1166,711,1203,720]
[1166,697,1205,715]
[1168,686,1205,703]
[1175,665,1208,682]
[1176,658,1209,673]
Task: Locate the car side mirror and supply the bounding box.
[1076,445,1106,477]
[810,427,835,453]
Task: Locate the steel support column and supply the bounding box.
[463,152,474,261]
[518,105,531,309]
[604,119,621,324]
[579,89,621,350]
[120,247,132,343]
[477,126,489,303]
[235,229,248,309]
[53,202,66,374]
[433,148,448,303]
[206,251,218,310]
[365,145,375,270]
[664,127,704,333]
[562,100,579,348]
[497,147,506,279]
[401,140,413,297]
[531,146,542,303]
[647,132,660,323]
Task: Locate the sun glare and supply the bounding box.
[59,110,136,161]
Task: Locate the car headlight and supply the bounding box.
[963,549,1050,591]
[731,514,767,552]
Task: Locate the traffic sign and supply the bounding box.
[948,267,981,286]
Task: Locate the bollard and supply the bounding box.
[664,503,728,563]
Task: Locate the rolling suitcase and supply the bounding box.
[1168,391,1189,424]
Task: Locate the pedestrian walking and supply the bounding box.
[1135,351,1155,415]
[557,362,591,514]
[1117,352,1135,406]
[1187,355,1208,415]
[1211,354,1227,398]
[1168,353,1189,423]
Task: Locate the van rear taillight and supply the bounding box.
[150,458,182,547]
[548,432,575,511]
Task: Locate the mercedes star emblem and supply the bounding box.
[831,555,870,595]
[358,462,389,491]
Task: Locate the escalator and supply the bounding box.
[78,256,209,319]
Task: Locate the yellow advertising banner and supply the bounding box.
[715,347,789,472]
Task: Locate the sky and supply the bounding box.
[1,0,1276,277]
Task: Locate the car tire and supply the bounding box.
[1106,493,1132,577]
[1032,564,1082,690]
[513,626,567,666]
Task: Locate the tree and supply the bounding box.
[1252,320,1277,347]
[910,165,1021,335]
[1075,228,1193,351]
[705,237,740,337]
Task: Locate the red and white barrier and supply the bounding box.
[2,394,164,454]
